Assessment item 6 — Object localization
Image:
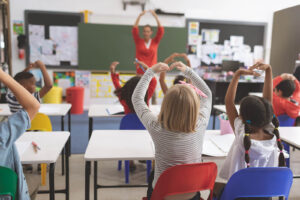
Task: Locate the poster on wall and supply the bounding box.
[28,25,78,66]
[53,71,75,96]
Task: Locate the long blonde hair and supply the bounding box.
[158,84,200,133]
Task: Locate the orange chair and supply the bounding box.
[142,162,217,200]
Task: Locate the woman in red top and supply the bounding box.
[132,10,164,74]
[110,61,156,114]
[132,10,164,102]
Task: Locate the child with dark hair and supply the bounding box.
[159,53,191,94]
[273,73,300,118]
[214,62,285,198]
[6,60,53,113]
[110,61,155,114]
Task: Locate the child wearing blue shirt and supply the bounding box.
[0,68,40,200]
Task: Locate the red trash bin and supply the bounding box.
[66,87,84,114]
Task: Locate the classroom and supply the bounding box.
[0,0,300,199]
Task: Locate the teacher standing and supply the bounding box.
[132,10,164,75]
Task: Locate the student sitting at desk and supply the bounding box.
[159,53,191,94]
[0,68,40,200]
[110,61,156,114]
[6,60,53,113]
[273,73,300,119]
[215,62,285,199]
[132,61,212,200]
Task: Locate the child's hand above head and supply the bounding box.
[151,62,169,73]
[170,61,188,72]
[110,61,119,74]
[24,63,35,72]
[34,60,45,68]
[249,62,271,71]
[140,10,147,16]
[236,69,261,77]
[164,53,179,64]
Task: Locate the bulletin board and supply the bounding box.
[186,19,267,66]
[25,10,84,69]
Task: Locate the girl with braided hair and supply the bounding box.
[214,62,285,199]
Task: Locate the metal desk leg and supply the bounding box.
[213,109,216,130]
[49,163,55,200]
[66,141,70,200]
[94,161,98,200]
[85,161,91,200]
[68,110,71,156]
[89,117,93,139]
[61,116,65,176]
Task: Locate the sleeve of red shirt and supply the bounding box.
[273,76,283,89]
[153,26,164,43]
[293,79,300,96]
[132,27,140,44]
[111,73,121,90]
[284,102,300,118]
[146,77,157,104]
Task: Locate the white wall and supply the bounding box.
[10,0,300,75]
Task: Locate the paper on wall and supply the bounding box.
[253,45,264,61]
[188,21,199,35]
[201,29,219,43]
[230,36,244,47]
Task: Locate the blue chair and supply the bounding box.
[218,167,293,200]
[278,114,296,168]
[119,113,152,184]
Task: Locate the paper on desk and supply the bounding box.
[39,106,61,114]
[203,137,227,157]
[15,141,31,157]
[209,134,235,153]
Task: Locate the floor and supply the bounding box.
[35,149,300,200]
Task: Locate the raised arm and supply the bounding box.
[132,63,169,128]
[159,53,179,94]
[150,10,162,27]
[170,62,212,122]
[110,61,122,90]
[0,69,40,120]
[35,60,53,98]
[225,69,259,130]
[134,10,147,27]
[249,62,272,102]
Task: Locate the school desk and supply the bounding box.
[279,127,300,178]
[84,130,234,200]
[0,103,72,175]
[88,104,161,139]
[16,131,70,200]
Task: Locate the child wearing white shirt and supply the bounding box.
[215,62,285,199]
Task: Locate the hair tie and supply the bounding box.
[246,120,251,124]
[280,150,283,153]
[179,81,207,98]
[245,133,250,137]
[274,127,278,130]
[245,150,249,154]
[273,114,276,118]
[277,139,281,142]
[246,163,250,167]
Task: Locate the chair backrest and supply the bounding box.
[151,162,217,200]
[0,166,18,200]
[120,113,145,130]
[277,114,295,127]
[28,113,52,131]
[219,167,293,200]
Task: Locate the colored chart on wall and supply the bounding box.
[53,71,75,96]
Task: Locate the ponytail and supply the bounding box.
[272,116,286,167]
[243,122,252,168]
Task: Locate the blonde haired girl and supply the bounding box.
[132,61,212,199]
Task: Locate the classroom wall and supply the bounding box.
[10,0,300,75]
